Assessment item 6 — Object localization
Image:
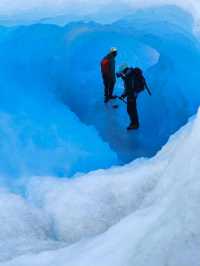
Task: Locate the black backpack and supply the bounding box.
[133,68,146,93]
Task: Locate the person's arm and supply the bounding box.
[121,80,128,99]
[116,73,127,98]
[121,69,133,98]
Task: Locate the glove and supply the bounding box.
[120,94,126,99]
[116,72,122,78]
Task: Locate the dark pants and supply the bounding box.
[103,75,115,100]
[127,97,139,126]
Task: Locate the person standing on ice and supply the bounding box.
[101,48,118,103]
[117,64,151,130]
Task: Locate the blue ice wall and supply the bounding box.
[0,25,118,179]
[0,5,200,176]
[58,6,200,161]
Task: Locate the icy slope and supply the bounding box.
[1,108,200,266]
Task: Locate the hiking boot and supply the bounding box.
[127,123,139,130]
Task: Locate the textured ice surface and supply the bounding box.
[0,0,200,26]
[1,109,200,266]
[0,3,200,266]
[1,6,199,163]
[0,25,118,178]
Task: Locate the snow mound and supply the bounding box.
[1,107,200,266]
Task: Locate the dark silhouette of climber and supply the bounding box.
[101,48,118,103]
[117,64,151,130]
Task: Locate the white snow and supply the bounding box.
[0,110,200,266]
[0,0,200,27]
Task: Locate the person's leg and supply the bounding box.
[127,98,139,129]
[127,100,133,124]
[108,80,116,99]
[103,76,109,102]
[132,97,139,127]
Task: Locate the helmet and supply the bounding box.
[119,64,128,72]
[110,47,117,54]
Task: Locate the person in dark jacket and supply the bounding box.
[117,64,147,130]
[101,48,118,103]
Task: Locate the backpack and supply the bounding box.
[133,67,146,93]
[101,58,110,75]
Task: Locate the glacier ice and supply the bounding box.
[0,25,118,178]
[1,6,199,164]
[1,107,200,266]
[0,0,200,26]
[0,3,200,266]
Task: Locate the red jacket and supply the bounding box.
[101,54,116,81]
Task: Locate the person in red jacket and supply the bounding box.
[101,48,118,103]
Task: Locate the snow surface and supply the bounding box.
[0,108,200,266]
[0,0,200,27]
[0,2,200,266]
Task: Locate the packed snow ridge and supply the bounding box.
[1,106,200,266]
[0,3,200,266]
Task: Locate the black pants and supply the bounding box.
[127,97,139,126]
[103,75,115,100]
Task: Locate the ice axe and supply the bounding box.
[111,96,126,109]
[145,82,152,96]
[118,96,127,104]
